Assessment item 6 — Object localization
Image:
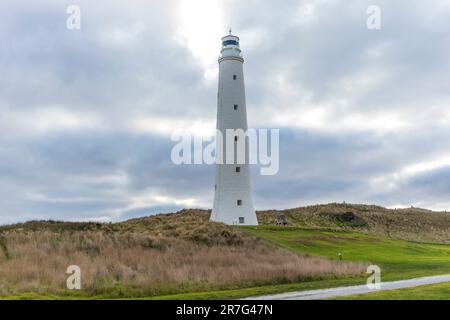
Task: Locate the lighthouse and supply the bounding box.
[210,30,258,226]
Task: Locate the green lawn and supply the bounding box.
[241,226,450,281]
[336,281,450,300]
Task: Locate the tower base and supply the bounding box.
[210,209,258,226]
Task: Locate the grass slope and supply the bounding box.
[258,203,450,244]
[242,226,450,281]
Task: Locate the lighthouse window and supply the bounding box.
[233,75,237,80]
[234,136,238,142]
[234,104,238,110]
[237,200,242,206]
[239,217,245,224]
[223,40,239,46]
[235,166,241,173]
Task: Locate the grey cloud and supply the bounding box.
[0,0,449,223]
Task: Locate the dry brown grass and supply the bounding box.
[0,216,366,297]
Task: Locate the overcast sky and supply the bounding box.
[1,0,450,224]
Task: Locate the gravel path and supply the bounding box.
[243,275,450,300]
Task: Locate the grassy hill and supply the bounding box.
[257,203,450,244]
[0,203,449,299]
[2,203,449,243]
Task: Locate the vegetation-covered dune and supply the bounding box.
[258,203,450,244]
[0,209,365,299]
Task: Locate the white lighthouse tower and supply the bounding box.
[210,30,258,226]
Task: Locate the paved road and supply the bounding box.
[243,275,450,300]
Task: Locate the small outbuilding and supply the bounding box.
[276,214,288,226]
